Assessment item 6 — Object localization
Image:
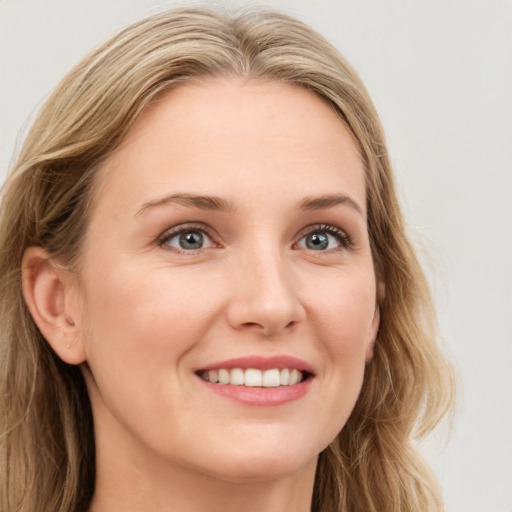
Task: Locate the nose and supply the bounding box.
[226,248,305,337]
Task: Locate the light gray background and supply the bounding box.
[1,1,511,511]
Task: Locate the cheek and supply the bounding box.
[311,270,377,353]
[307,271,376,423]
[78,263,224,443]
[84,260,214,336]
[79,263,220,390]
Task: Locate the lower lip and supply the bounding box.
[198,377,312,406]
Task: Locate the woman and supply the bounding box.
[0,6,455,512]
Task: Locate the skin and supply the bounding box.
[24,79,380,512]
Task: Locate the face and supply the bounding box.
[73,79,379,483]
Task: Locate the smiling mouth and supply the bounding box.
[198,368,310,387]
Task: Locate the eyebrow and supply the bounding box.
[136,192,364,217]
[297,193,364,217]
[136,193,238,217]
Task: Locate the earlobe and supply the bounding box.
[22,247,86,365]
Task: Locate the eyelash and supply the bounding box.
[296,224,353,251]
[157,223,353,253]
[158,223,218,252]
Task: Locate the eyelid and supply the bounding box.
[293,223,353,251]
[157,222,219,252]
[157,222,352,253]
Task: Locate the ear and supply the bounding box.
[22,246,86,365]
[366,279,385,364]
[365,304,380,363]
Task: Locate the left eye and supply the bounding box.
[161,229,214,251]
[296,229,345,251]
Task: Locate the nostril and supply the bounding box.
[227,290,305,336]
[241,321,263,330]
[240,319,298,337]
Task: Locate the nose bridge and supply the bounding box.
[227,239,304,335]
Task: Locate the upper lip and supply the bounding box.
[197,355,315,374]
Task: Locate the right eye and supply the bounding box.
[159,226,216,252]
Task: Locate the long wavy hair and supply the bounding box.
[0,6,455,511]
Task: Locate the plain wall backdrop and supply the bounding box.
[1,1,511,511]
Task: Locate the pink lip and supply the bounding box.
[199,377,312,406]
[198,355,314,373]
[196,355,314,406]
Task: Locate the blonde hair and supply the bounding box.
[0,6,455,511]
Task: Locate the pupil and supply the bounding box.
[307,232,328,250]
[180,231,203,249]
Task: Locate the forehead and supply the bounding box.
[93,79,366,216]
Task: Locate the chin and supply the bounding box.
[194,436,320,484]
[210,457,315,484]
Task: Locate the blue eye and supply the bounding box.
[161,228,214,251]
[297,226,350,251]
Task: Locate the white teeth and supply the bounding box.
[230,368,244,385]
[201,367,305,387]
[218,369,230,384]
[244,368,262,387]
[262,368,280,387]
[289,369,301,385]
